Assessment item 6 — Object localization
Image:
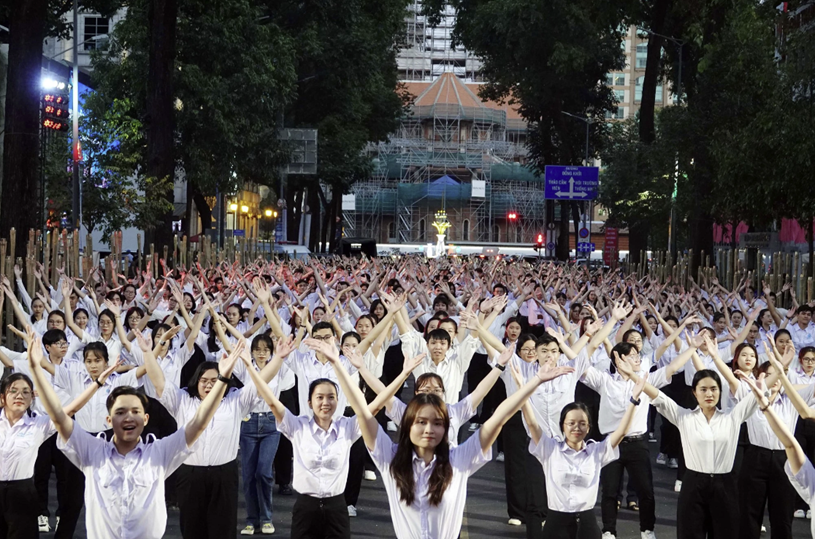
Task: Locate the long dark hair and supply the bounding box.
[390,394,452,506]
[185,361,221,399]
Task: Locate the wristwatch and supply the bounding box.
[494,363,506,371]
[630,396,641,406]
[217,374,231,384]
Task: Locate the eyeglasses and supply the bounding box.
[312,335,333,342]
[6,389,32,398]
[802,357,815,364]
[519,347,537,354]
[52,341,68,347]
[563,421,588,429]
[199,378,218,387]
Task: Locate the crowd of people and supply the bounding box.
[0,252,814,539]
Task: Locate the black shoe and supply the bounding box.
[279,484,293,495]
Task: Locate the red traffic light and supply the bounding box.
[43,118,70,132]
[507,212,518,221]
[536,233,544,245]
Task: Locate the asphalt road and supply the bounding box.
[40,415,814,538]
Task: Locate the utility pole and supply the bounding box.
[71,0,81,232]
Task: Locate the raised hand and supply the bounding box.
[402,353,426,376]
[497,342,515,367]
[535,365,575,383]
[133,330,153,353]
[274,335,296,359]
[98,358,124,384]
[304,338,340,363]
[219,341,245,378]
[738,371,769,408]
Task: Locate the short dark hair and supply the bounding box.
[106,386,149,414]
[311,321,335,336]
[559,402,591,434]
[83,342,110,363]
[426,328,451,346]
[186,361,221,399]
[798,305,814,315]
[42,329,67,347]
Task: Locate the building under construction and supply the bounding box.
[343,2,546,246]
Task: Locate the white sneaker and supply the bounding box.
[795,509,806,519]
[363,470,376,481]
[469,422,480,432]
[55,516,60,531]
[674,480,682,492]
[656,453,667,466]
[667,458,679,469]
[761,525,766,534]
[495,452,505,462]
[241,525,255,535]
[641,531,656,539]
[508,518,522,526]
[38,516,50,533]
[602,532,617,539]
[808,509,812,519]
[387,421,397,432]
[261,523,275,534]
[347,505,357,517]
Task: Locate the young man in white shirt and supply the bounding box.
[28,332,243,539]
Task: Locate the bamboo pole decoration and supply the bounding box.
[173,235,178,268]
[809,276,813,304]
[51,231,59,285]
[149,244,156,279]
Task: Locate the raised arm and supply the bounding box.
[22,328,73,440]
[607,372,647,448]
[62,359,122,416]
[184,343,242,446]
[479,364,575,452]
[740,372,807,473]
[238,348,286,423]
[306,338,380,451]
[507,355,543,445]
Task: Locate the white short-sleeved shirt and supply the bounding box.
[276,410,361,497]
[58,425,194,539]
[401,332,480,403]
[530,436,619,512]
[0,411,56,480]
[651,390,757,473]
[387,395,476,447]
[159,384,260,466]
[786,459,815,539]
[53,366,142,433]
[369,426,491,539]
[581,365,670,436]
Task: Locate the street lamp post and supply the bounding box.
[560,111,594,263]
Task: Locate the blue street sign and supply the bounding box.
[544,166,599,200]
[233,229,246,237]
[576,242,595,253]
[546,242,556,251]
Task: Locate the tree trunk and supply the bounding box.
[144,0,177,252]
[329,192,342,254]
[571,201,582,261]
[556,201,570,261]
[628,222,649,266]
[190,183,212,237]
[1,0,48,257]
[307,185,321,252]
[638,0,670,144]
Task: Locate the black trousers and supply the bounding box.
[381,344,405,401]
[503,411,547,538]
[176,459,239,539]
[795,419,815,510]
[738,446,795,539]
[275,385,298,486]
[291,493,351,539]
[0,479,39,539]
[576,382,602,441]
[600,437,655,534]
[659,377,686,458]
[33,433,84,538]
[678,470,739,539]
[542,509,602,539]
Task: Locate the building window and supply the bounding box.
[462,219,470,241]
[613,90,625,102]
[636,43,648,69]
[605,106,625,120]
[83,16,109,50]
[606,74,626,86]
[635,76,664,103]
[418,219,426,241]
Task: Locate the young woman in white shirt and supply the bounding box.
[0,327,120,538]
[509,356,646,539]
[635,365,759,539]
[312,337,575,539]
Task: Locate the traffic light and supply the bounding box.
[507,212,518,221]
[534,233,544,252]
[42,91,70,132]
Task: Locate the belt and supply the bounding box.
[621,434,647,443]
